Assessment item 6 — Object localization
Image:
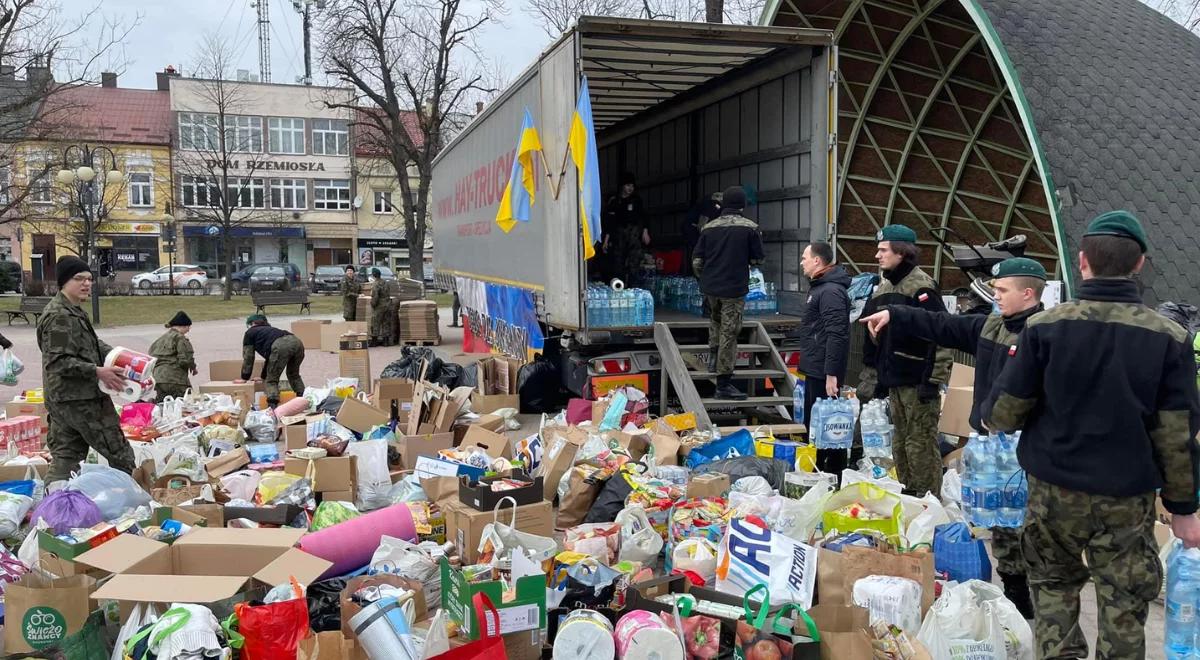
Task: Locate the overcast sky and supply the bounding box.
[64,0,549,91]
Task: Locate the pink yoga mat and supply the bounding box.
[299,503,418,578]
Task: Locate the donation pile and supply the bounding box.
[0,358,1041,660]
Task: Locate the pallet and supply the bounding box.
[401,338,441,346]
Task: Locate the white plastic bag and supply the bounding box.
[917,580,1010,660]
[220,470,263,503]
[369,535,438,583]
[773,474,834,542]
[715,517,818,608]
[346,439,391,511]
[0,490,33,539]
[842,467,904,494]
[111,603,160,660]
[17,518,48,569]
[905,493,951,547]
[421,609,451,659]
[67,465,152,520]
[0,349,23,385]
[672,538,717,583]
[479,496,559,570]
[852,575,923,632]
[615,505,663,564]
[941,468,963,507]
[243,409,278,443]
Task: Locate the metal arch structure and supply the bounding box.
[761,0,1068,294]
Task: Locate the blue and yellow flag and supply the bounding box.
[568,77,602,260]
[495,108,543,233]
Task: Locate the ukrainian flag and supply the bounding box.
[569,77,602,260]
[495,108,543,233]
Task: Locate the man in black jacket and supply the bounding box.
[983,211,1200,659]
[239,314,306,408]
[692,185,765,401]
[797,241,850,425]
[860,256,1047,619]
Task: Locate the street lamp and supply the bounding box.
[162,205,177,295]
[57,144,122,324]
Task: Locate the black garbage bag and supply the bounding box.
[317,395,345,416]
[584,464,647,524]
[518,354,562,413]
[437,362,463,389]
[1158,302,1200,332]
[307,577,348,632]
[458,362,480,390]
[694,456,789,491]
[380,346,443,381]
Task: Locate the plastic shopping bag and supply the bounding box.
[917,580,1011,660]
[256,471,302,505]
[851,575,923,632]
[715,517,818,608]
[821,481,903,538]
[747,268,768,301]
[933,522,992,584]
[67,465,153,520]
[119,402,156,428]
[346,439,391,511]
[479,497,558,570]
[111,602,159,660]
[773,474,834,542]
[0,490,33,539]
[734,585,821,660]
[615,505,663,564]
[0,349,23,385]
[685,428,756,469]
[233,597,311,660]
[906,494,951,547]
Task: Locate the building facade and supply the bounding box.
[353,110,430,278]
[169,76,357,276]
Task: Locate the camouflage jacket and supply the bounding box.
[370,279,395,307]
[36,292,113,403]
[339,277,362,299]
[149,329,195,387]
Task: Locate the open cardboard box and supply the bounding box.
[336,396,389,434]
[82,528,331,609]
[291,319,332,350]
[391,432,454,470]
[209,360,265,392]
[284,455,357,493]
[459,425,513,460]
[320,322,368,352]
[372,379,415,421]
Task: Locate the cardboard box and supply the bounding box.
[199,381,256,416]
[340,348,371,392]
[209,360,265,392]
[339,332,370,351]
[391,432,454,470]
[182,503,225,528]
[223,504,305,526]
[4,400,47,430]
[336,396,389,434]
[459,471,542,511]
[470,391,520,415]
[938,386,975,438]
[138,506,210,530]
[320,489,356,503]
[373,379,416,419]
[282,414,325,450]
[285,455,357,493]
[321,321,368,352]
[82,528,331,609]
[949,362,975,388]
[39,526,119,561]
[477,356,521,396]
[540,426,587,501]
[291,319,332,350]
[453,414,505,446]
[0,462,47,481]
[205,448,250,479]
[687,473,730,499]
[407,381,468,436]
[442,499,553,563]
[441,557,546,640]
[460,426,512,460]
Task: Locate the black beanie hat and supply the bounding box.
[167,311,192,327]
[56,255,91,288]
[722,185,747,211]
[620,171,636,185]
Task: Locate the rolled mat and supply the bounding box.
[299,503,417,578]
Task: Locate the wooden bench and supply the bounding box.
[251,290,311,315]
[5,296,50,325]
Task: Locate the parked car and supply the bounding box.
[131,264,208,290]
[310,265,350,293]
[356,265,397,283]
[0,261,21,294]
[222,263,303,293]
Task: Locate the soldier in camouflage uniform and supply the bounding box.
[859,224,953,498]
[339,266,361,321]
[36,256,137,484]
[692,186,764,401]
[149,311,197,402]
[241,314,306,407]
[984,211,1200,659]
[369,269,397,346]
[861,256,1049,619]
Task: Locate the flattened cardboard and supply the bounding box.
[205,447,250,479]
[460,426,512,460]
[373,379,415,419]
[392,432,454,470]
[938,386,974,438]
[949,362,975,389]
[284,455,357,492]
[291,319,331,350]
[540,426,587,501]
[210,360,265,391]
[339,347,371,390]
[336,396,389,434]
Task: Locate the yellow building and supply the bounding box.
[12,76,174,287]
[352,111,430,279]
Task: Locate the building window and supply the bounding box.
[270,178,306,210]
[179,112,219,151]
[227,177,265,208]
[26,166,51,203]
[268,117,305,154]
[224,115,263,153]
[311,118,349,156]
[0,167,9,205]
[313,179,350,210]
[128,172,153,207]
[181,175,220,207]
[373,190,392,214]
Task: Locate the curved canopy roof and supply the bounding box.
[766,0,1200,305]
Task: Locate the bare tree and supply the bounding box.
[0,0,139,224]
[318,0,500,282]
[172,34,274,300]
[524,0,637,36]
[522,0,763,37]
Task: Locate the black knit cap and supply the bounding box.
[167,311,192,327]
[56,255,91,288]
[722,186,747,211]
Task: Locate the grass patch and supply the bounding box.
[0,291,453,328]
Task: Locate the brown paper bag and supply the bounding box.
[420,476,460,504]
[816,548,847,607]
[650,432,681,466]
[805,604,872,660]
[840,545,937,614]
[556,467,602,528]
[4,574,95,653]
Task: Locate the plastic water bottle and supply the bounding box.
[808,398,825,446]
[995,433,1025,527]
[861,400,892,458]
[962,432,997,527]
[793,376,806,425]
[1166,542,1200,658]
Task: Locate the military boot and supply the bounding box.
[715,375,747,401]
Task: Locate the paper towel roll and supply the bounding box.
[609,278,625,291]
[552,610,614,660]
[615,610,684,660]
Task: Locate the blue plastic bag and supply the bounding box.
[0,480,34,497]
[685,428,755,469]
[933,522,992,583]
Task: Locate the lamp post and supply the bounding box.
[162,205,177,295]
[56,144,122,324]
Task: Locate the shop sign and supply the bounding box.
[92,222,161,235]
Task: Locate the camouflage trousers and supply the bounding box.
[342,295,357,322]
[370,300,397,345]
[707,296,745,376]
[265,335,306,405]
[1023,475,1160,659]
[889,386,942,497]
[45,397,136,483]
[154,382,191,403]
[992,526,1025,576]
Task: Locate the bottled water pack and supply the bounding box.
[961,431,1026,528]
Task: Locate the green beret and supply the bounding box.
[990,257,1047,281]
[246,314,267,325]
[875,224,917,243]
[1084,210,1147,253]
